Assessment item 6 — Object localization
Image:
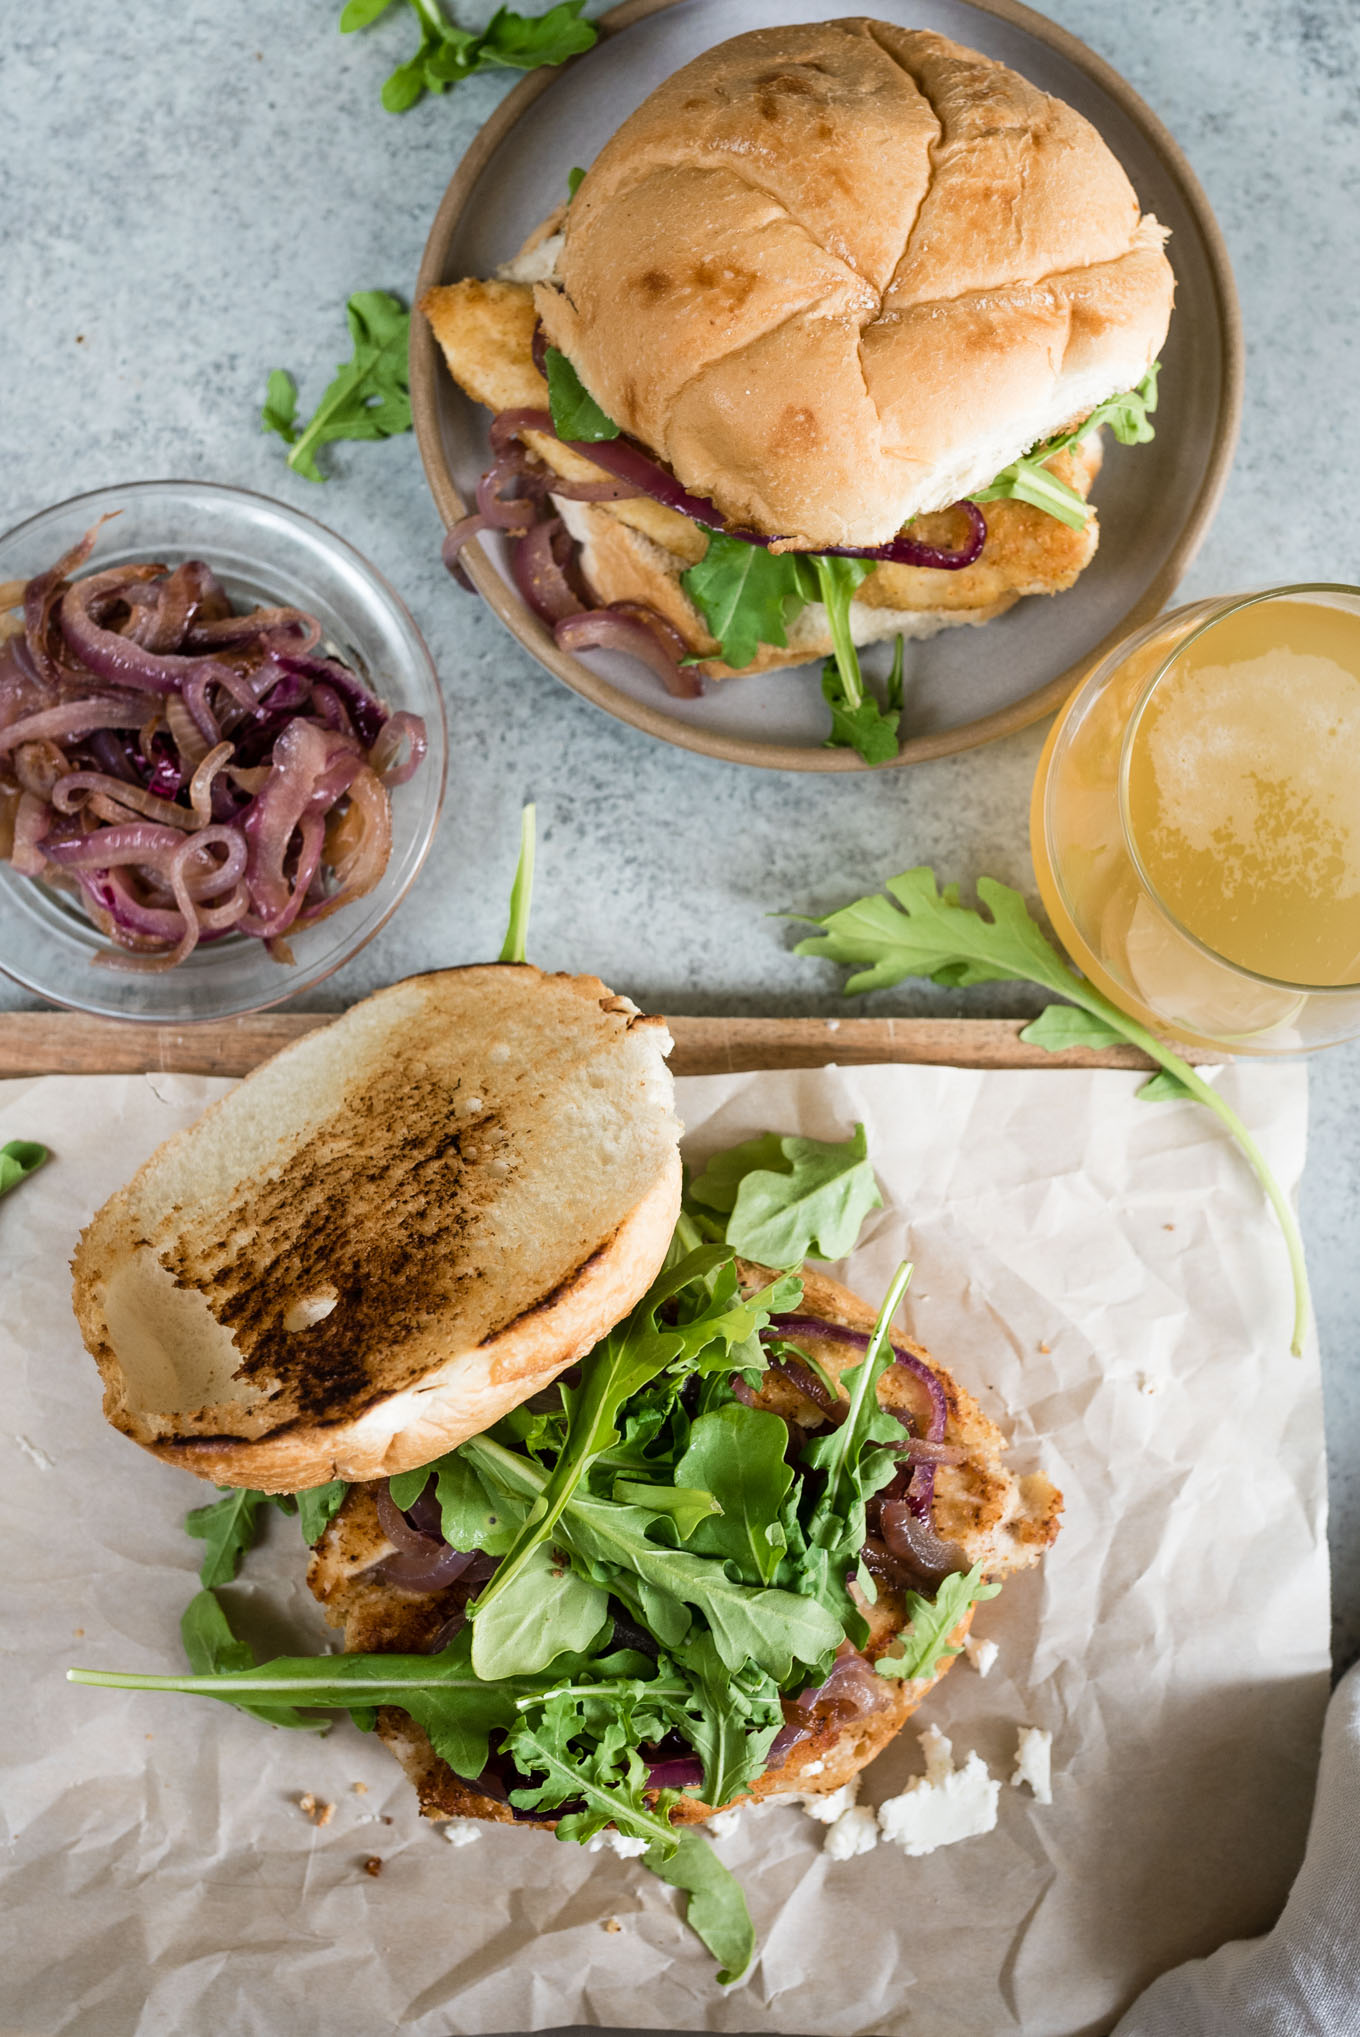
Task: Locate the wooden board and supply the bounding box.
[0,1010,1202,1080]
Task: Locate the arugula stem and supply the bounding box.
[812,556,863,710]
[66,1665,485,1696]
[824,1259,912,1519]
[498,802,537,964]
[1055,980,1310,1355]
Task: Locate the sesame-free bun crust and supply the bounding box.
[308,1261,1062,1826]
[536,19,1173,548]
[72,967,682,1493]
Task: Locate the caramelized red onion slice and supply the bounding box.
[645,1756,705,1792]
[375,1543,478,1592]
[768,1314,947,1441]
[442,514,494,588]
[555,602,701,699]
[767,1642,894,1769]
[728,1372,761,1409]
[59,566,239,693]
[513,518,584,625]
[760,1343,839,1416]
[491,410,987,567]
[878,1497,969,1582]
[23,521,107,684]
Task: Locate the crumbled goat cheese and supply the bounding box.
[823,1805,879,1861]
[497,232,565,286]
[441,1819,482,1847]
[705,1807,745,1839]
[962,1635,998,1677]
[799,1775,860,1825]
[586,1830,648,1859]
[1011,1726,1053,1805]
[877,1726,999,1856]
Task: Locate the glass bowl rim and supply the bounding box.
[0,477,448,1022]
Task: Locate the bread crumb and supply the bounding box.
[363,1856,383,1878]
[351,1781,368,1795]
[1038,1340,1051,1354]
[298,1794,334,1827]
[603,1918,622,1934]
[1163,1223,1175,1231]
[72,1628,84,1638]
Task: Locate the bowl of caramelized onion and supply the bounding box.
[0,481,446,1020]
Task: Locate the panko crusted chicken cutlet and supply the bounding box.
[307,1263,1061,1828]
[424,19,1172,691]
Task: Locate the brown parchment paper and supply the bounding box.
[0,1062,1329,2037]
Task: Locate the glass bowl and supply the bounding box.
[0,480,447,1022]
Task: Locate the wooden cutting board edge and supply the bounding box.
[0,1010,1203,1079]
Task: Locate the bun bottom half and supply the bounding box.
[307,1262,1061,1828]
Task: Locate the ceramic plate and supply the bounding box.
[412,0,1242,771]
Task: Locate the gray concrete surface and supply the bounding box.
[2,0,1357,1671]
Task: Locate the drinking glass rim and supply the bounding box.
[1115,582,1360,999]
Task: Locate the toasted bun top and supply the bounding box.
[536,19,1174,548]
[72,967,682,1492]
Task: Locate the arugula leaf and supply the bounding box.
[674,1405,792,1584]
[821,657,900,765]
[295,1482,348,1547]
[505,1687,682,1853]
[179,1591,322,1731]
[391,1449,518,1553]
[660,1633,784,1808]
[973,365,1160,530]
[804,1262,912,1531]
[681,529,811,672]
[262,291,411,483]
[793,866,1311,1355]
[611,1479,723,1539]
[691,1124,882,1266]
[0,1139,47,1200]
[544,347,620,441]
[644,1829,756,1985]
[341,0,597,112]
[184,1488,271,1588]
[72,1630,532,1783]
[1019,1003,1129,1054]
[498,801,536,964]
[874,1563,1001,1682]
[1138,1067,1194,1101]
[466,1246,784,1620]
[467,1434,840,1681]
[469,1539,610,1676]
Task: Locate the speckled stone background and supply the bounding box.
[2,0,1358,1675]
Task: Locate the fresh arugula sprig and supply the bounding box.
[70,1628,757,1978]
[340,0,597,113]
[184,1479,348,1586]
[688,1125,883,1265]
[974,365,1160,531]
[875,1564,1001,1683]
[792,866,1310,1355]
[498,802,536,963]
[262,291,411,483]
[0,1139,47,1200]
[544,347,619,441]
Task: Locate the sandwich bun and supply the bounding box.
[307,1260,1062,1826]
[536,18,1174,549]
[71,966,682,1493]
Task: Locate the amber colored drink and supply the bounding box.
[1031,587,1360,1053]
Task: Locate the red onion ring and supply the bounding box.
[555,603,701,699]
[513,519,585,625]
[375,1543,478,1592]
[728,1373,761,1408]
[376,1482,445,1557]
[878,1498,969,1582]
[768,1315,947,1441]
[761,1345,839,1416]
[489,409,987,567]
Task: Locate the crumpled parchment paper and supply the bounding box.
[0,1061,1328,2037]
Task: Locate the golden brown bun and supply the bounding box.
[307,1261,1062,1825]
[421,275,1102,674]
[72,967,682,1493]
[535,19,1172,547]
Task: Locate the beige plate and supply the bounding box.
[412,0,1242,772]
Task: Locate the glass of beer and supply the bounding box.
[1030,585,1360,1053]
